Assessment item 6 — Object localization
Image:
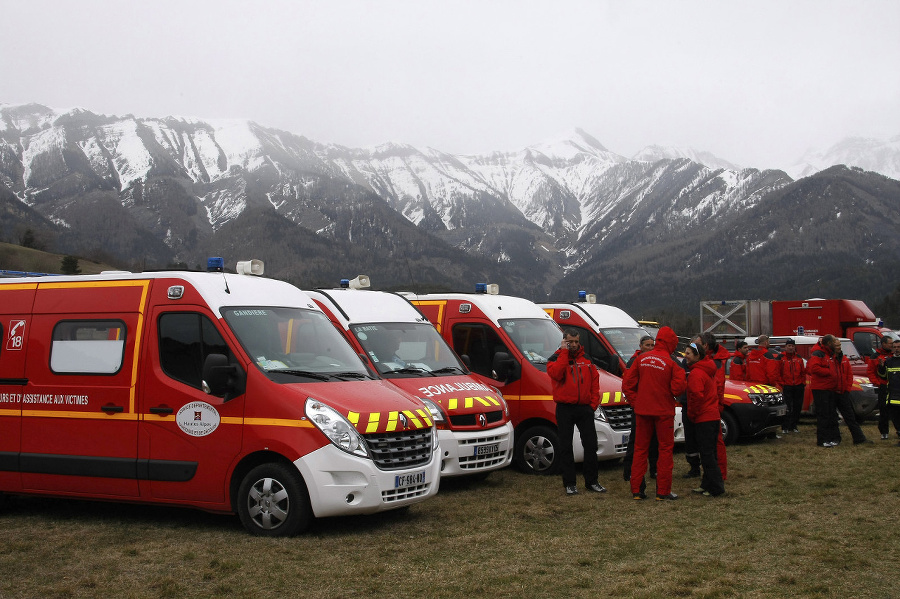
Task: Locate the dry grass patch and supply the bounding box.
[1,420,898,598]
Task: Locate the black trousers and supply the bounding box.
[813,389,838,445]
[556,402,599,488]
[782,384,805,430]
[695,419,724,496]
[623,411,658,480]
[682,412,700,470]
[835,392,866,444]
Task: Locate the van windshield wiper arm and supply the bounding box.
[330,372,372,380]
[387,367,430,375]
[430,366,465,375]
[269,369,332,381]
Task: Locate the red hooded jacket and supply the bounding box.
[746,347,780,385]
[730,350,748,382]
[835,352,853,395]
[687,356,720,423]
[778,350,807,386]
[710,344,730,411]
[547,344,600,410]
[622,326,687,416]
[807,342,838,391]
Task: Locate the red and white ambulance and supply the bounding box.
[409,284,632,474]
[0,259,439,536]
[307,276,514,479]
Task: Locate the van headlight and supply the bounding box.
[306,398,369,458]
[419,398,447,433]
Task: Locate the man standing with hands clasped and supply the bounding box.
[547,329,606,496]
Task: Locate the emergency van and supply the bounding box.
[307,277,514,479]
[410,284,632,474]
[540,293,684,444]
[0,260,440,536]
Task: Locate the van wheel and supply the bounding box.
[237,463,311,537]
[514,425,560,475]
[721,411,739,446]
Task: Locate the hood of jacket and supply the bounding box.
[689,355,718,378]
[656,326,678,355]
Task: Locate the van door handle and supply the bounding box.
[149,406,174,415]
[101,404,124,413]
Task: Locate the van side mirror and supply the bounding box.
[492,352,520,383]
[202,353,246,401]
[459,354,472,368]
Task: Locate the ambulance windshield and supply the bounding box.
[350,322,466,377]
[223,307,369,378]
[499,318,562,365]
[600,327,649,359]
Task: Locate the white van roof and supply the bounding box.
[306,288,427,327]
[0,271,319,318]
[542,302,642,329]
[415,293,554,327]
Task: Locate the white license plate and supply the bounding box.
[622,434,630,445]
[394,471,426,488]
[474,443,499,457]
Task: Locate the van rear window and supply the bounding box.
[50,320,126,374]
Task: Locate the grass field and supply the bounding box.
[1,419,898,599]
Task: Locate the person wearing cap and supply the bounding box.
[622,326,687,501]
[547,329,606,496]
[868,335,896,440]
[746,335,780,385]
[778,339,806,433]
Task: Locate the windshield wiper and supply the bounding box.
[430,366,465,375]
[269,369,331,381]
[386,366,430,375]
[330,372,372,380]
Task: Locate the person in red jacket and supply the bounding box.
[623,326,687,500]
[622,335,658,485]
[730,341,750,382]
[778,339,806,433]
[684,343,725,497]
[868,335,895,440]
[746,335,780,385]
[833,341,871,445]
[808,335,840,446]
[694,333,728,481]
[547,329,606,496]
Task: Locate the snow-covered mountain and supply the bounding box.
[786,135,900,181]
[632,144,741,171]
[3,101,899,310]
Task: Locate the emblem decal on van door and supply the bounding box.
[6,320,25,351]
[176,401,221,437]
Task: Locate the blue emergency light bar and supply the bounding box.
[207,257,225,272]
[340,279,350,288]
[578,290,587,301]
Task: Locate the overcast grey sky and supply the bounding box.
[3,0,898,169]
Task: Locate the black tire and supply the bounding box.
[236,463,311,537]
[721,411,739,446]
[514,425,560,475]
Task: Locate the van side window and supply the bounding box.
[852,332,878,359]
[451,323,510,378]
[159,313,231,389]
[50,320,127,374]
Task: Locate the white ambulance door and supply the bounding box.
[138,307,245,504]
